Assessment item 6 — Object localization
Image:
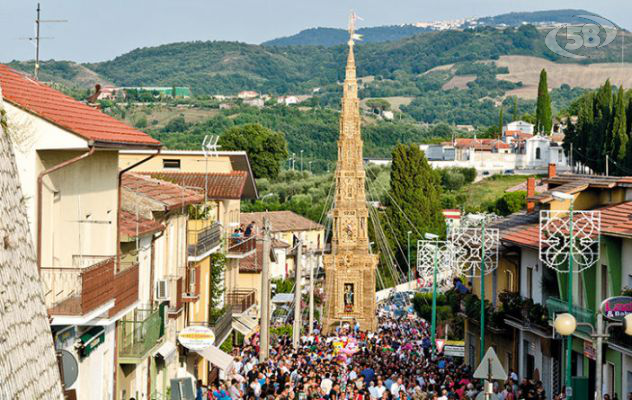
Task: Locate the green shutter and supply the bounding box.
[605,236,623,295]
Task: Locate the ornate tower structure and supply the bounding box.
[323,13,378,333]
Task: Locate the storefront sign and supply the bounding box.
[583,341,596,360]
[600,296,632,321]
[443,340,465,357]
[178,326,215,351]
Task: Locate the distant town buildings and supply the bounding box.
[420,120,569,176]
[97,86,192,100]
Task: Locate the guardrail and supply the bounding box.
[226,289,256,314]
[118,308,163,363]
[188,222,222,258]
[227,236,256,257]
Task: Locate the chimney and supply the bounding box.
[526,177,536,213]
[548,163,556,179]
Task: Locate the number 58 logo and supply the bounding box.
[545,15,619,59]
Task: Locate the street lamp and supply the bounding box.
[540,191,600,400]
[300,150,304,172]
[554,310,632,400]
[451,214,499,362]
[425,233,440,353]
[407,231,413,282]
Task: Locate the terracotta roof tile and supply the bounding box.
[0,65,160,147]
[240,211,324,233]
[122,173,204,210]
[141,171,247,199]
[119,210,164,240]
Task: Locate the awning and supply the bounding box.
[153,340,177,361]
[196,345,234,371]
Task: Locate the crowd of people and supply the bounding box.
[197,295,551,400]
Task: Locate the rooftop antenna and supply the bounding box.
[201,135,221,210]
[20,3,67,80]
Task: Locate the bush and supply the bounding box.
[489,191,526,216]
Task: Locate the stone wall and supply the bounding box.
[0,86,63,399]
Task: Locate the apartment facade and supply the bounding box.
[0,64,161,399]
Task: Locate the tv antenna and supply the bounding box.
[19,3,67,80]
[201,135,221,207]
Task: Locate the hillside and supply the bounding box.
[7,60,111,88]
[474,9,608,27]
[262,25,429,47]
[82,26,632,96]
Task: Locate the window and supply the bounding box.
[535,147,541,160]
[601,265,609,300]
[163,159,181,169]
[527,266,533,299]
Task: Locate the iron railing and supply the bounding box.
[546,296,594,334]
[118,308,163,362]
[226,289,256,314]
[227,236,256,256]
[188,222,222,258]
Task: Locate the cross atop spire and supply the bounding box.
[347,11,363,47]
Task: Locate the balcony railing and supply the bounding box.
[188,222,222,259]
[189,308,233,346]
[109,263,139,317]
[226,289,256,314]
[226,236,256,258]
[546,296,594,334]
[42,258,115,316]
[118,308,163,364]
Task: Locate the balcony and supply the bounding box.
[546,296,594,335]
[226,236,256,259]
[189,308,234,346]
[108,261,139,317]
[118,308,163,364]
[226,289,256,314]
[42,258,115,318]
[188,221,222,261]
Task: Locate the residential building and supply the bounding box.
[0,64,161,399]
[0,85,63,399]
[465,167,632,399]
[121,173,203,397]
[238,91,258,99]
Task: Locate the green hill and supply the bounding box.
[84,25,632,96]
[262,25,429,47]
[475,9,610,27]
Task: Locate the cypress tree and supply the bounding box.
[498,106,504,139]
[535,69,552,134]
[512,96,518,122]
[611,86,628,167]
[626,97,632,170]
[590,80,613,173]
[386,144,444,273]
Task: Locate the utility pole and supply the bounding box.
[308,252,315,334]
[22,3,67,80]
[292,240,303,349]
[259,217,271,362]
[606,155,609,176]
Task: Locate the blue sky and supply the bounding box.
[1,0,630,63]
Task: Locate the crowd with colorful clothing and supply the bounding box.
[199,297,549,400]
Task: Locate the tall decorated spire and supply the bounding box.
[323,11,378,334]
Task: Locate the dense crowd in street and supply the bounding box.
[197,294,552,400]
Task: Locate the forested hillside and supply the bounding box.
[262,25,429,47]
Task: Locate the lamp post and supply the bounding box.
[300,150,304,172]
[451,214,499,362]
[425,233,440,353]
[407,230,412,282]
[554,312,632,400]
[540,191,600,400]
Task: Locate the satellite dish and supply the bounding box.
[59,349,79,388]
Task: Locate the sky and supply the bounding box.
[1,0,631,63]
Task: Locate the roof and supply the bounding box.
[122,173,204,211]
[141,171,247,200]
[530,174,632,204]
[119,210,164,240]
[119,150,258,199]
[500,201,632,247]
[272,239,291,249]
[0,65,160,148]
[444,138,508,151]
[240,211,324,233]
[239,240,277,273]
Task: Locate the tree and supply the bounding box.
[590,80,612,173]
[611,86,628,165]
[219,123,288,179]
[386,144,444,275]
[535,69,552,134]
[366,98,391,114]
[498,106,504,138]
[512,96,518,122]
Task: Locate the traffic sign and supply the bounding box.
[473,347,507,381]
[435,339,445,353]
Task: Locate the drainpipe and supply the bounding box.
[117,149,161,272]
[37,145,96,270]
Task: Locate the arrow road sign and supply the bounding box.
[473,347,507,381]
